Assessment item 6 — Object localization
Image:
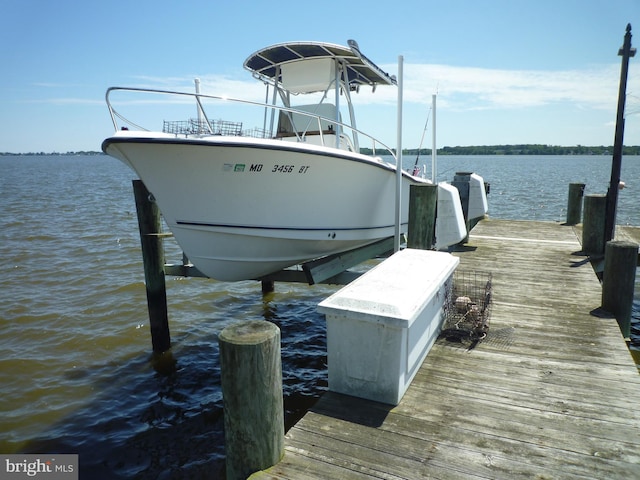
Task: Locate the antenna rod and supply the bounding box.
[194,78,203,131]
[431,94,437,183]
[413,106,431,175]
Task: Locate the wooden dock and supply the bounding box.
[251,219,640,480]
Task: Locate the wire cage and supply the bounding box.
[163,120,195,134]
[441,270,493,343]
[211,119,243,136]
[242,127,271,139]
[162,119,243,136]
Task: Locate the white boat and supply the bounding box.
[102,40,469,281]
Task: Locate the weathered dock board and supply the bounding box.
[251,219,640,480]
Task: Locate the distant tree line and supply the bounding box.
[4,145,640,156]
[361,145,640,156]
[0,151,104,156]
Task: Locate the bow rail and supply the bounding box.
[105,86,397,161]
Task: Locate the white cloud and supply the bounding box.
[130,74,267,102]
[106,62,640,116]
[396,63,633,112]
[29,64,637,149]
[35,97,104,106]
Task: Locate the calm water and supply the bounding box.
[1,154,639,478]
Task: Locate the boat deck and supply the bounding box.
[251,219,640,479]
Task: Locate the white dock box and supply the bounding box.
[317,249,459,405]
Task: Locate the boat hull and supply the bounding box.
[103,133,425,281]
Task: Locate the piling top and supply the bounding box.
[607,240,639,249]
[219,320,280,345]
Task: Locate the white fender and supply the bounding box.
[435,182,467,250]
[468,173,489,220]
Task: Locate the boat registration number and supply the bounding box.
[271,164,310,174]
[228,163,311,174]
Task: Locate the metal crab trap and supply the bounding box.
[163,119,243,136]
[440,270,493,346]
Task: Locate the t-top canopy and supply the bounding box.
[243,40,396,94]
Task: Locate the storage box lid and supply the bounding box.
[317,249,459,327]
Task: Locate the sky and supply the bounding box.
[1,0,640,153]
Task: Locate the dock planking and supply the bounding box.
[251,219,640,480]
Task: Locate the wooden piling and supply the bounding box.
[133,180,171,353]
[566,183,585,225]
[601,240,639,338]
[261,280,275,294]
[219,320,284,480]
[605,24,635,243]
[582,194,606,255]
[407,184,437,250]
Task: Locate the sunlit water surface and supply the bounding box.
[1,154,638,478]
